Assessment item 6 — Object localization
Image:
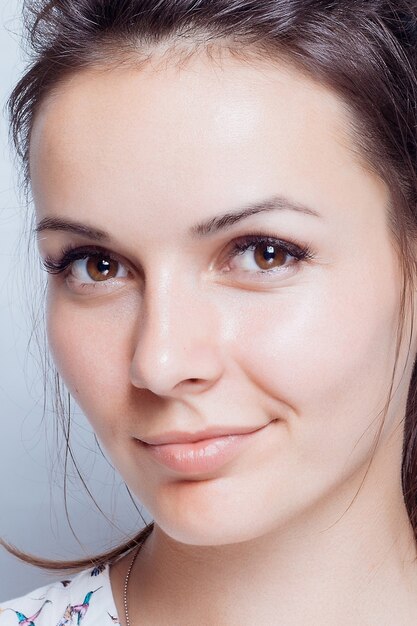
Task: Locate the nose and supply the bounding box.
[129,273,223,397]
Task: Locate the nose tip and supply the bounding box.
[129,291,223,397]
[129,341,222,397]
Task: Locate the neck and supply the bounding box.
[117,444,417,625]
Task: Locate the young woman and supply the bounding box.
[1,0,417,623]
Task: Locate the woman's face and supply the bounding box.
[30,52,413,545]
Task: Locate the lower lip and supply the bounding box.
[138,425,271,475]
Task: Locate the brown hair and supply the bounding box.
[5,0,417,571]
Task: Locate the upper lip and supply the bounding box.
[138,424,269,445]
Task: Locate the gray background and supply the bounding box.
[0,2,149,601]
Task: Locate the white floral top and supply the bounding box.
[0,564,120,625]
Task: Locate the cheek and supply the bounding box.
[46,287,139,437]
[231,261,400,450]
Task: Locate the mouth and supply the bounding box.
[138,423,270,445]
[136,421,275,475]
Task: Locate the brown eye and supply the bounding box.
[253,243,287,270]
[85,256,120,281]
[225,235,313,280]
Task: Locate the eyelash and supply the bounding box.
[42,244,121,276]
[229,234,314,270]
[41,235,315,281]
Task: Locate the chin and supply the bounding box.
[149,490,275,546]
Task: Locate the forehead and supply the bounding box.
[31,53,350,158]
[29,52,385,231]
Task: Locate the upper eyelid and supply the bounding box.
[231,235,310,251]
[44,245,131,269]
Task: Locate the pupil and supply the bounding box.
[254,242,285,270]
[263,245,276,262]
[97,258,111,274]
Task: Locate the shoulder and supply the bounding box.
[0,564,120,625]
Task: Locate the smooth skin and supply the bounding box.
[30,49,417,624]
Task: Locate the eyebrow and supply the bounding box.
[34,217,110,241]
[34,195,321,241]
[191,195,321,237]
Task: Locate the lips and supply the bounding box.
[137,422,274,474]
[139,424,268,446]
